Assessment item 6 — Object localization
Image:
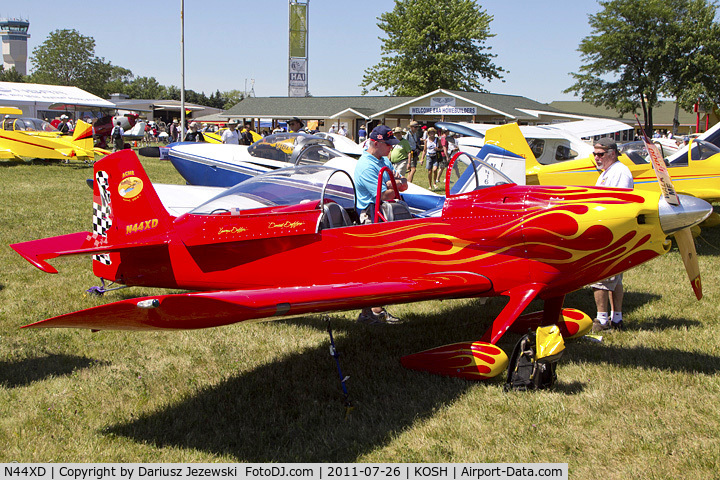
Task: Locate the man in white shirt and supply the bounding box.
[591,137,634,332]
[221,120,240,144]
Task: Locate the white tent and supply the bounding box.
[0,81,116,118]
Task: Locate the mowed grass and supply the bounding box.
[1,153,720,475]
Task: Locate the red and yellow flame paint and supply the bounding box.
[401,342,509,380]
[341,186,667,297]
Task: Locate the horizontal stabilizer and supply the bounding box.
[11,232,94,274]
[11,232,168,274]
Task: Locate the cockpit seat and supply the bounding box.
[320,201,352,230]
[380,200,413,222]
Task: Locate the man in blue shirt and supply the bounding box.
[354,125,408,222]
[353,125,408,325]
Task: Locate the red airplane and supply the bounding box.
[11,127,712,380]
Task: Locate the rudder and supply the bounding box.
[71,119,95,155]
[91,150,172,278]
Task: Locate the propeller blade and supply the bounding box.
[674,227,702,300]
[636,114,709,300]
[657,194,710,300]
[634,114,680,206]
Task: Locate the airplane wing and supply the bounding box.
[23,271,494,331]
[540,118,632,138]
[0,148,21,160]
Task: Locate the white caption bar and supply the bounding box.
[1,463,568,480]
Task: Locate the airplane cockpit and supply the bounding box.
[620,139,720,167]
[189,165,357,217]
[247,133,345,166]
[666,140,720,167]
[1,117,58,133]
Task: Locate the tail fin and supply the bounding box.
[71,119,95,154]
[91,150,172,278]
[484,123,538,166]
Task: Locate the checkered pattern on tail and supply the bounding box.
[93,170,112,265]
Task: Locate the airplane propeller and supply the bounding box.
[635,115,710,299]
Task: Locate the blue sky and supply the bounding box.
[11,0,602,103]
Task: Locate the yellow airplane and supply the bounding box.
[524,139,720,204]
[0,107,97,162]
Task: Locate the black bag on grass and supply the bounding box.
[504,325,565,391]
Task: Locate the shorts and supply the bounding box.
[393,160,407,177]
[410,150,421,168]
[426,154,441,170]
[590,273,623,291]
[359,203,376,224]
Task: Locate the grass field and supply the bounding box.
[1,152,720,476]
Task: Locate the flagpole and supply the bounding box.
[180,0,186,140]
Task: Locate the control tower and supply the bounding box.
[1,17,30,75]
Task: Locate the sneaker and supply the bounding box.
[592,318,611,333]
[379,309,403,325]
[610,320,625,331]
[357,311,386,325]
[357,309,403,325]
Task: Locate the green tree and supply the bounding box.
[565,0,720,134]
[220,90,245,110]
[101,64,134,98]
[165,85,181,101]
[0,66,25,82]
[667,2,720,117]
[28,28,124,97]
[360,0,505,96]
[124,76,168,99]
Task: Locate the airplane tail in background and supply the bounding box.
[484,123,538,167]
[71,119,95,155]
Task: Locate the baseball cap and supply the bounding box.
[594,137,617,151]
[393,127,404,134]
[369,125,399,145]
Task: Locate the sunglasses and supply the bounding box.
[593,151,610,157]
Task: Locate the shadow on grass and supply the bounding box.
[0,354,106,388]
[0,159,93,168]
[106,301,503,462]
[567,341,720,375]
[0,159,27,168]
[104,297,717,461]
[626,315,701,331]
[106,345,480,462]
